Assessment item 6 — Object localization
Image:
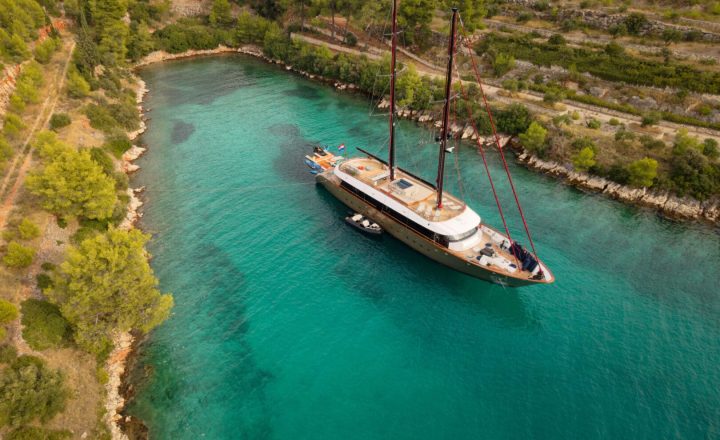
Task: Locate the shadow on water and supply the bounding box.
[126,242,274,439]
[313,186,539,330]
[170,120,196,144]
[282,83,322,100]
[269,123,322,183]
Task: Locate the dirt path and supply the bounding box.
[294,29,720,143]
[0,39,76,231]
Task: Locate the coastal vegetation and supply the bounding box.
[0,0,719,436]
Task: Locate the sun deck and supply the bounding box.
[338,157,466,222]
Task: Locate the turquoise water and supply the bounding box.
[128,55,720,439]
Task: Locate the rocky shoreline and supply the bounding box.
[104,76,149,440]
[514,149,720,225]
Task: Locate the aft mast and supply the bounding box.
[436,7,458,209]
[388,0,399,180]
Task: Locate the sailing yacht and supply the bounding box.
[316,4,554,287]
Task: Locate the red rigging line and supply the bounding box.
[456,13,542,266]
[388,0,398,181]
[455,74,519,269]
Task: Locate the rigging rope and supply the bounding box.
[457,14,542,266]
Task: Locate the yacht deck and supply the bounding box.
[338,157,466,223]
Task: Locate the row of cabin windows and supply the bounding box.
[340,181,475,246]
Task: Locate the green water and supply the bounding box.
[128,55,720,439]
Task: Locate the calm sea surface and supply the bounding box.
[128,55,720,439]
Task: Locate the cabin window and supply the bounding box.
[441,227,478,244]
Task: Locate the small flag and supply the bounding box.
[338,144,346,152]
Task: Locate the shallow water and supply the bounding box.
[128,55,720,439]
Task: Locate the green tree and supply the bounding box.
[17,218,40,240]
[0,136,12,164]
[3,113,26,140]
[492,53,515,77]
[447,0,486,31]
[662,28,682,46]
[703,138,719,159]
[48,228,173,355]
[0,355,68,427]
[623,12,648,35]
[398,0,435,47]
[21,299,71,351]
[209,0,234,27]
[0,300,19,340]
[3,242,35,268]
[49,113,71,131]
[26,149,118,220]
[126,22,155,61]
[66,67,90,98]
[496,103,532,134]
[627,157,658,187]
[33,37,57,64]
[236,12,270,45]
[672,128,701,155]
[518,121,547,152]
[97,20,129,66]
[572,146,596,171]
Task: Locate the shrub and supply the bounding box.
[495,103,532,135]
[103,133,132,158]
[641,111,661,127]
[0,345,17,363]
[573,147,596,171]
[17,219,40,240]
[492,53,515,77]
[640,135,665,150]
[518,121,547,153]
[608,118,620,126]
[703,139,719,159]
[33,37,58,64]
[571,137,596,151]
[0,136,12,164]
[9,95,25,113]
[90,147,115,174]
[3,242,35,268]
[586,118,601,129]
[36,273,53,290]
[83,104,119,132]
[627,158,658,187]
[3,113,26,140]
[0,355,68,427]
[543,89,565,104]
[20,299,71,351]
[548,34,566,45]
[0,300,18,328]
[66,68,90,98]
[6,426,72,440]
[49,113,71,131]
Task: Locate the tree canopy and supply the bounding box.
[0,355,68,428]
[26,149,117,220]
[48,228,173,355]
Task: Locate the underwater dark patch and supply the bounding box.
[171,120,196,144]
[283,83,321,100]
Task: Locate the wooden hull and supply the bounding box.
[317,172,550,287]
